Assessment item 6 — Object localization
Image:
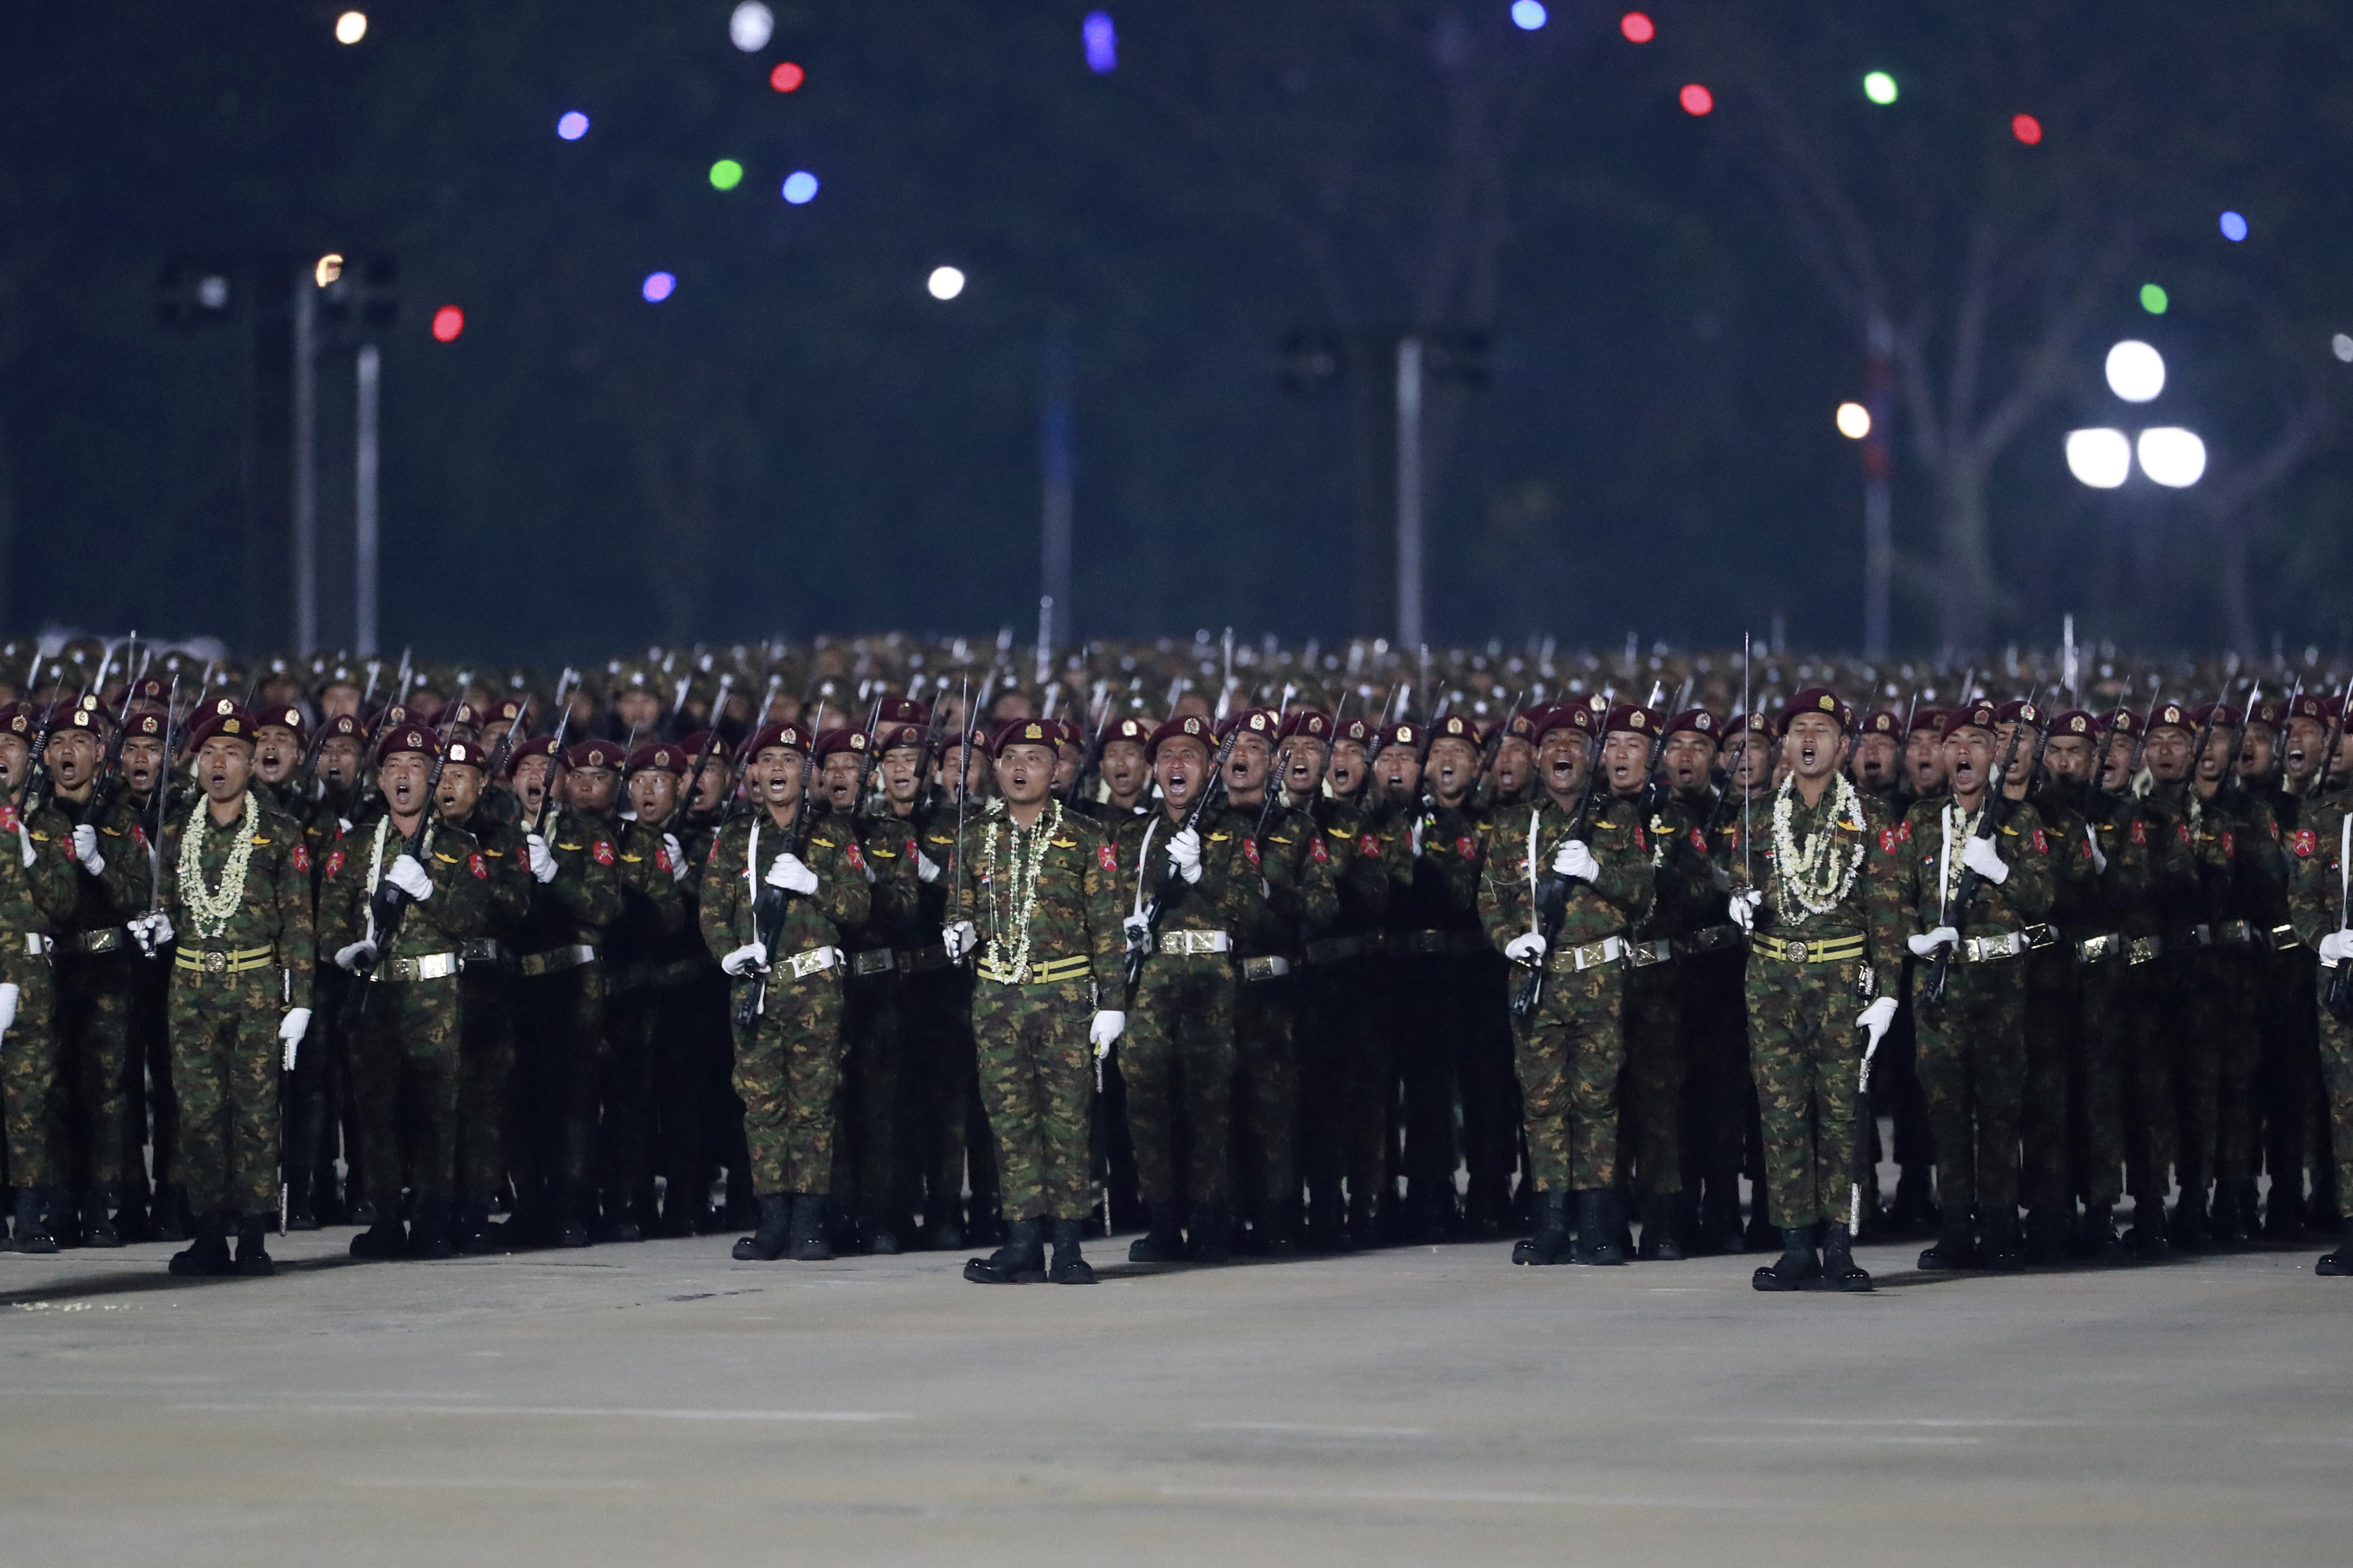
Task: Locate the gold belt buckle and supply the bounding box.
[202,950,227,974]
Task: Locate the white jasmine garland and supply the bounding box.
[178,791,258,941]
[980,797,1062,982]
[1770,773,1866,916]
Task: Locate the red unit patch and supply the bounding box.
[2221,830,2236,859]
[1308,835,1330,865]
[1689,827,1707,853]
[1878,826,1901,855]
[844,841,865,872]
[469,852,489,881]
[2293,828,2318,858]
[132,825,149,851]
[2130,819,2147,847]
[592,840,615,865]
[655,845,673,873]
[1097,843,1118,874]
[326,849,346,876]
[1357,833,1379,859]
[1455,835,1476,860]
[2032,828,2047,855]
[290,845,310,873]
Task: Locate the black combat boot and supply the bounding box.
[2022,1206,2070,1266]
[2226,1179,2260,1245]
[233,1215,274,1277]
[2206,1181,2242,1247]
[1820,1221,1872,1291]
[733,1194,793,1260]
[963,1216,1048,1283]
[1574,1190,1626,1266]
[1979,1209,2025,1271]
[2079,1204,2127,1263]
[1512,1189,1573,1266]
[170,1214,234,1276]
[552,1183,592,1249]
[1697,1179,1742,1255]
[453,1197,496,1255]
[1257,1198,1299,1259]
[924,1212,964,1251]
[2316,1239,2353,1276]
[1189,1204,1232,1264]
[602,1190,644,1245]
[1636,1192,1684,1261]
[787,1193,834,1261]
[408,1196,456,1260]
[1885,1166,1937,1236]
[1049,1218,1095,1284]
[9,1187,57,1254]
[2265,1178,2306,1241]
[2170,1181,2209,1253]
[112,1190,154,1243]
[42,1188,80,1248]
[349,1210,406,1259]
[2126,1194,2170,1258]
[1129,1201,1187,1263]
[1303,1187,1345,1254]
[1751,1220,1820,1291]
[1345,1190,1379,1253]
[152,1184,190,1242]
[1917,1211,1975,1271]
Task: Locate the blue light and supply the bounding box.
[1511,0,1548,28]
[1083,11,1117,73]
[781,170,819,204]
[642,271,676,303]
[556,110,589,141]
[2219,210,2249,242]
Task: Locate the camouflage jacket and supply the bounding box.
[1881,794,2056,950]
[316,815,491,960]
[825,807,924,954]
[1386,795,1483,936]
[444,807,534,940]
[1230,798,1338,958]
[606,816,692,968]
[0,796,84,979]
[1478,790,1654,952]
[49,788,153,933]
[1306,793,1389,934]
[946,797,1125,994]
[1629,790,1717,942]
[1738,780,1900,969]
[2286,793,2353,949]
[157,792,316,1006]
[697,806,871,963]
[511,807,624,953]
[1104,800,1259,939]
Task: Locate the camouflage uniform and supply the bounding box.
[48,791,153,1226]
[284,781,362,1222]
[2019,783,2097,1245]
[1,799,80,1226]
[948,798,1125,1222]
[1619,790,1714,1220]
[1477,793,1653,1195]
[1884,795,2056,1234]
[2053,782,2157,1224]
[826,804,922,1245]
[1389,794,1485,1234]
[156,794,313,1221]
[1294,791,1391,1245]
[1735,781,1899,1231]
[2285,793,2353,1226]
[2259,777,2324,1233]
[507,806,622,1231]
[657,803,734,1232]
[1228,796,1336,1247]
[600,812,691,1230]
[698,807,869,1196]
[1107,802,1257,1230]
[445,807,531,1228]
[316,816,491,1207]
[2121,785,2202,1227]
[899,800,980,1240]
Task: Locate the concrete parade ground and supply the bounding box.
[3,1205,2347,1568]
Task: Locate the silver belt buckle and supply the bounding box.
[1785,939,1809,963]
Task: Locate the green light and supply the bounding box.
[2139,282,2169,315]
[708,159,744,192]
[1862,71,1898,105]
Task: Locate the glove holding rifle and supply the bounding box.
[335,720,468,1034]
[1123,715,1245,995]
[1915,699,2056,1008]
[1508,700,1621,1024]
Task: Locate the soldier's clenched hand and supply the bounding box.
[1907,925,1958,957]
[1505,932,1547,964]
[526,833,559,884]
[765,852,818,894]
[387,853,434,901]
[1550,839,1599,883]
[279,1008,312,1071]
[129,911,174,956]
[1167,827,1203,884]
[1857,995,1898,1051]
[942,920,977,961]
[722,941,770,977]
[1088,1010,1125,1058]
[2320,930,2353,964]
[70,823,105,875]
[334,940,378,972]
[1729,889,1763,931]
[1960,835,2009,885]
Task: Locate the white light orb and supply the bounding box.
[730,2,774,52]
[2136,427,2206,488]
[334,12,368,45]
[2104,339,2165,403]
[2064,429,2131,489]
[927,265,967,301]
[1835,402,1871,439]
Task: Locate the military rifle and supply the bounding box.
[1511,712,1608,1023]
[735,737,818,1031]
[1062,690,1117,808]
[2310,674,2353,801]
[1124,722,1245,994]
[340,725,460,1032]
[1918,697,2037,1007]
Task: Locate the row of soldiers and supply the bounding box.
[2,647,2348,1291]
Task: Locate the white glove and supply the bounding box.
[1410,816,1427,857]
[526,833,558,884]
[1120,913,1151,950]
[2084,824,2108,875]
[17,823,33,869]
[278,1008,312,1071]
[387,853,434,901]
[130,910,174,956]
[766,852,818,894]
[0,981,17,1034]
[1857,995,1898,1050]
[1551,839,1599,882]
[1505,932,1547,964]
[1907,925,1958,957]
[71,823,105,875]
[1167,827,1203,884]
[664,832,690,883]
[942,920,977,961]
[2319,930,2353,964]
[334,940,378,972]
[1960,834,2010,885]
[1729,889,1763,931]
[337,815,353,834]
[1089,1010,1126,1058]
[721,941,770,977]
[915,851,942,885]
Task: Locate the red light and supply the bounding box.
[770,61,804,93]
[1679,83,1714,116]
[1620,12,1655,43]
[2011,113,2043,145]
[430,305,464,342]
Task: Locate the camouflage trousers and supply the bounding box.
[351,972,464,1201]
[2020,956,2076,1216]
[1230,971,1298,1220]
[833,970,906,1224]
[2072,960,2131,1208]
[971,974,1094,1222]
[455,969,514,1199]
[1913,957,2026,1216]
[2177,950,2262,1191]
[125,956,172,1207]
[1124,954,1235,1207]
[53,952,139,1191]
[2312,973,2353,1204]
[510,963,611,1190]
[1509,958,1623,1194]
[166,969,281,1219]
[728,967,842,1196]
[1,958,58,1189]
[1744,955,1867,1230]
[1619,965,1685,1198]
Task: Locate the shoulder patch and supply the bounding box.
[2031,827,2047,855]
[655,844,674,874]
[1456,834,1476,861]
[290,844,310,873]
[132,824,149,851]
[844,841,865,872]
[1357,833,1379,859]
[1878,825,1903,855]
[2293,827,2317,858]
[2131,818,2147,847]
[326,848,346,877]
[2221,829,2236,860]
[1690,826,1707,854]
[469,851,489,881]
[1098,842,1118,874]
[1243,836,1262,868]
[592,840,615,866]
[1309,834,1329,865]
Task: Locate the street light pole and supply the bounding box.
[1039,320,1073,662]
[355,343,381,657]
[1862,317,1894,659]
[1395,336,1424,650]
[291,267,318,656]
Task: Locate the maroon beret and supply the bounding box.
[375,722,436,763]
[812,727,870,762]
[1856,709,1901,738]
[1726,711,1778,741]
[1664,707,1720,741]
[1992,699,2043,727]
[1104,714,1153,746]
[564,739,625,772]
[737,721,811,763]
[2185,702,2233,731]
[1785,687,1846,730]
[123,709,166,741]
[255,704,307,740]
[186,698,256,749]
[318,712,366,744]
[2099,707,2141,738]
[1906,706,1945,736]
[1430,713,1482,747]
[0,701,32,738]
[1147,714,1216,761]
[505,734,561,777]
[627,742,687,774]
[1335,714,1375,746]
[2287,694,2335,725]
[875,695,928,727]
[992,717,1058,756]
[1498,708,1538,742]
[2247,698,2285,731]
[1532,705,1597,746]
[1603,702,1661,738]
[47,698,104,735]
[2047,708,2097,738]
[873,722,923,751]
[129,676,172,709]
[1217,708,1283,744]
[441,736,493,771]
[1377,721,1424,754]
[2146,700,2194,735]
[1939,701,2000,740]
[1277,708,1333,742]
